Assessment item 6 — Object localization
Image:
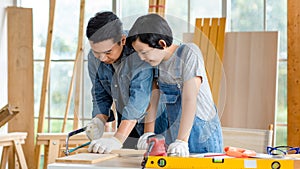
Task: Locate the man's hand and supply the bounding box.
[167,139,189,157]
[86,117,105,140]
[137,132,155,150]
[88,137,123,153]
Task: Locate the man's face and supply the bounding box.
[89,37,125,64]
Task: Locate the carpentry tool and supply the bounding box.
[144,156,295,169]
[141,138,295,169]
[224,146,257,158]
[64,126,91,156]
[141,134,167,168]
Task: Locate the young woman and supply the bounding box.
[127,13,223,157]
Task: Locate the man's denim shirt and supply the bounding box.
[87,45,153,123]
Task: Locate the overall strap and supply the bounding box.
[154,44,186,85]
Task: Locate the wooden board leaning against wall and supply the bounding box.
[7,7,34,169]
[220,32,278,132]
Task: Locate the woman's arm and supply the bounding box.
[144,80,160,133]
[177,76,201,142]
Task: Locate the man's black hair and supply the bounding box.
[86,11,123,43]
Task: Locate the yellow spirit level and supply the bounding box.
[145,156,296,169]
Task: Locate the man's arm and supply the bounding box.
[88,51,113,118]
[114,66,153,143]
[86,51,113,140]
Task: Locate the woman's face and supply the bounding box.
[132,38,165,66]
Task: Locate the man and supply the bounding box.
[85,11,154,153]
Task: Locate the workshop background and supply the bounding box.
[0,0,299,168]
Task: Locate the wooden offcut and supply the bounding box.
[220,32,278,130]
[56,153,118,164]
[287,0,300,147]
[7,7,34,169]
[0,104,19,128]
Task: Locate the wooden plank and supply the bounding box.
[287,0,300,147]
[7,7,34,169]
[36,132,113,142]
[220,32,278,130]
[212,56,224,105]
[37,0,56,134]
[193,18,226,106]
[47,139,60,165]
[157,0,165,17]
[0,147,9,169]
[13,140,28,169]
[62,0,85,131]
[75,149,146,156]
[206,18,218,85]
[213,18,226,105]
[0,104,19,128]
[200,18,210,62]
[35,1,56,168]
[0,132,27,142]
[56,153,118,164]
[216,18,226,61]
[148,0,157,13]
[73,0,85,130]
[193,18,202,46]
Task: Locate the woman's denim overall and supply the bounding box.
[156,45,224,153]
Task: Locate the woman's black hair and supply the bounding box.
[127,14,173,49]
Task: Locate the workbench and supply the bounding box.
[48,156,143,169]
[48,155,300,169]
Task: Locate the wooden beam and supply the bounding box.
[62,0,85,131]
[7,7,34,169]
[35,0,56,168]
[287,0,300,146]
[73,0,85,130]
[0,104,19,128]
[37,0,56,134]
[148,0,157,13]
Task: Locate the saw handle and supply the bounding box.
[64,126,88,156]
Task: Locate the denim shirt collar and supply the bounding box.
[112,45,135,68]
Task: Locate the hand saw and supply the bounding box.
[64,126,91,156]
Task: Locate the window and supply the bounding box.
[22,0,112,133]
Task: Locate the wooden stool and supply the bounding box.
[0,132,28,169]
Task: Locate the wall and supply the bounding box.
[0,0,13,133]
